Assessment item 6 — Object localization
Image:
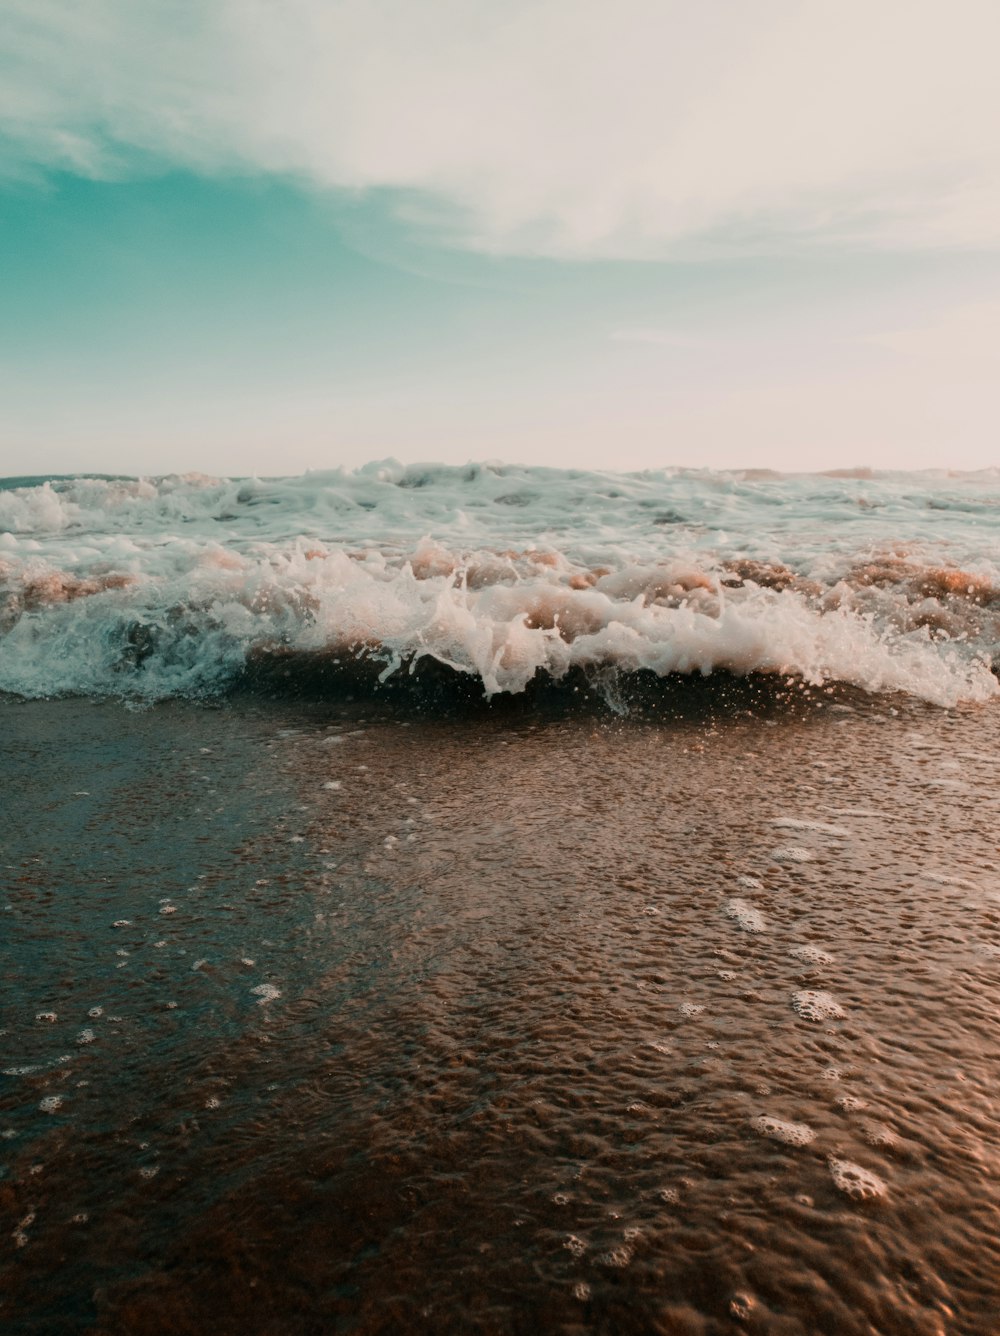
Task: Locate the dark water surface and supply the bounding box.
[2,693,1000,1334]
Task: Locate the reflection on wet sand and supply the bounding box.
[2,692,1000,1334]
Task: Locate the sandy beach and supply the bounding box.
[3,687,999,1334]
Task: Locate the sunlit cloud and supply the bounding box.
[3,0,1000,258]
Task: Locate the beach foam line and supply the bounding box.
[0,542,996,706]
[1,464,998,707]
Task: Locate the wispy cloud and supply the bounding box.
[3,0,1000,258]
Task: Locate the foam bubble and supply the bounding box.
[861,1121,898,1148]
[39,1095,63,1113]
[923,871,977,890]
[770,818,850,837]
[725,899,767,933]
[772,846,815,864]
[792,990,846,1021]
[750,1115,816,1146]
[790,945,835,965]
[730,1293,756,1321]
[595,1247,633,1268]
[835,1094,867,1111]
[828,1157,888,1201]
[250,983,281,1004]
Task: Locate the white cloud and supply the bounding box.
[2,0,1000,257]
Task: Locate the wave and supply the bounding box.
[2,461,999,543]
[1,536,996,707]
[2,464,998,707]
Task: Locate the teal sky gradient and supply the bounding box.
[2,1,1000,475]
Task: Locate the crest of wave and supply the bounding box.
[0,538,996,705]
[295,549,996,706]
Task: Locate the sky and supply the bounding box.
[2,0,999,477]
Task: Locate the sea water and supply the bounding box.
[2,463,1000,1335]
[1,462,998,705]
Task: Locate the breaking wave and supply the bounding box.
[1,464,998,707]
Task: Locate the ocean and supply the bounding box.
[2,464,999,1334]
[1,462,998,706]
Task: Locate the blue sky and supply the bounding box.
[2,0,999,475]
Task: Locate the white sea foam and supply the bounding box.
[770,818,851,837]
[772,846,816,864]
[1,464,997,705]
[828,1157,888,1201]
[750,1115,816,1146]
[725,899,767,933]
[790,945,835,965]
[861,1121,898,1148]
[792,990,846,1021]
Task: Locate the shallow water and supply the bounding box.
[2,693,1000,1334]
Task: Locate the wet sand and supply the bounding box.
[2,691,1000,1334]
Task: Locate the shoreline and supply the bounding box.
[2,694,999,1334]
